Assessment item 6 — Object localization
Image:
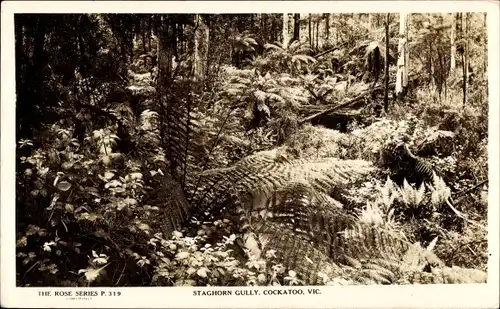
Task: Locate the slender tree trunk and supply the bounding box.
[270,15,277,42]
[368,13,372,30]
[179,24,185,54]
[463,13,468,105]
[484,13,487,74]
[141,28,146,53]
[156,15,168,149]
[203,19,210,79]
[269,15,273,42]
[311,18,314,48]
[336,17,339,42]
[429,40,434,86]
[315,19,319,50]
[148,16,152,52]
[308,14,312,47]
[173,20,179,60]
[457,13,463,70]
[193,17,200,77]
[293,13,300,42]
[450,13,456,72]
[282,13,289,49]
[193,14,209,80]
[384,13,390,112]
[465,13,469,77]
[264,14,270,42]
[325,13,330,41]
[261,14,266,41]
[395,12,409,99]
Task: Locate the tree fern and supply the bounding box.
[262,41,317,75]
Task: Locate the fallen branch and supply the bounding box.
[454,179,488,199]
[299,74,419,125]
[304,84,334,105]
[314,42,348,59]
[451,179,488,210]
[298,82,394,125]
[446,199,486,229]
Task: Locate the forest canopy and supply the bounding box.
[14,13,488,287]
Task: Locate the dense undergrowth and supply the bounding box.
[15,14,488,287]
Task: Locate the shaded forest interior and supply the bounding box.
[15,13,489,287]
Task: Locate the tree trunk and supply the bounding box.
[384,13,390,112]
[308,14,312,47]
[484,13,487,74]
[173,20,179,60]
[336,14,340,42]
[325,13,330,41]
[249,14,255,33]
[368,13,372,30]
[193,15,209,81]
[261,14,266,41]
[193,17,200,76]
[429,40,434,86]
[282,13,289,49]
[179,24,185,54]
[293,13,300,42]
[450,13,456,72]
[141,28,147,53]
[203,19,210,79]
[466,13,470,76]
[395,12,409,99]
[148,16,152,52]
[456,13,463,70]
[270,15,277,42]
[156,15,170,148]
[463,13,468,105]
[315,19,319,50]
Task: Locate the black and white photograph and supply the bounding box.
[1,1,499,308]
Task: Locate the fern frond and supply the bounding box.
[264,43,283,52]
[292,54,317,65]
[229,75,253,85]
[266,93,285,104]
[195,149,374,209]
[363,262,397,281]
[244,37,258,47]
[145,173,190,239]
[254,90,267,102]
[287,40,303,53]
[256,222,344,284]
[228,83,250,90]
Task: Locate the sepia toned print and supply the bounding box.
[14,11,489,289]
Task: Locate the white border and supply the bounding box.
[1,1,499,308]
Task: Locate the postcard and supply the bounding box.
[1,1,499,308]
